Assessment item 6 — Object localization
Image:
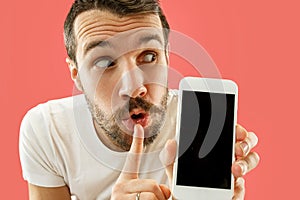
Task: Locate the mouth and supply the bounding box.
[121,109,150,132]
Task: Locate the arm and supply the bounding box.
[20,108,71,200]
[28,184,71,200]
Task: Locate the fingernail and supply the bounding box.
[240,141,249,155]
[237,161,247,176]
[133,124,144,138]
[134,124,138,132]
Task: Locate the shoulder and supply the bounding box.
[19,95,88,187]
[21,95,86,128]
[20,94,88,147]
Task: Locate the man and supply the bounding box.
[19,0,260,199]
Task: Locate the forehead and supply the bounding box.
[74,10,164,55]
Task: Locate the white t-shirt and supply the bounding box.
[19,90,178,199]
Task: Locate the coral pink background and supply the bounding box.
[2,0,299,199]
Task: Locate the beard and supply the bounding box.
[85,90,168,151]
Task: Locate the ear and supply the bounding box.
[66,57,83,92]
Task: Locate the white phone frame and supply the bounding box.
[172,77,238,200]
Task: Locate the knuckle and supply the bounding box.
[135,138,144,147]
[147,179,161,194]
[239,140,250,156]
[233,178,245,200]
[236,177,245,187]
[238,160,248,175]
[244,137,251,148]
[235,143,244,157]
[150,182,159,191]
[131,138,144,153]
[127,156,138,166]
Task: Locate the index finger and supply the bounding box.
[118,124,144,180]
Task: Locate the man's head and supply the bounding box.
[64,0,170,151]
[64,0,170,64]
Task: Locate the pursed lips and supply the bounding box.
[121,109,150,132]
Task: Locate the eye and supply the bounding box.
[140,51,157,63]
[94,57,116,69]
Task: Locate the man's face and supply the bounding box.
[71,10,169,151]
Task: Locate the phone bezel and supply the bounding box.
[172,77,238,200]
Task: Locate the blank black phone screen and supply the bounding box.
[176,91,235,189]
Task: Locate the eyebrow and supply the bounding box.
[83,40,112,56]
[138,34,163,47]
[83,34,164,56]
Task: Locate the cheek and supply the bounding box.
[142,64,168,88]
[146,84,168,104]
[79,73,99,98]
[94,80,115,112]
[94,72,124,113]
[78,68,117,113]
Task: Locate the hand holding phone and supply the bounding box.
[172,77,238,199]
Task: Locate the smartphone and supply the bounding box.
[172,77,238,199]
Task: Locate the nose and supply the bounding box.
[118,67,147,99]
[131,85,147,98]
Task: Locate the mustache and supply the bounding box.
[116,97,161,119]
[128,97,153,112]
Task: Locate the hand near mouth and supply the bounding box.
[111,124,171,200]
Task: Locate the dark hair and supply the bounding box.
[64,0,170,63]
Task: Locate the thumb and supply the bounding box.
[159,139,177,186]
